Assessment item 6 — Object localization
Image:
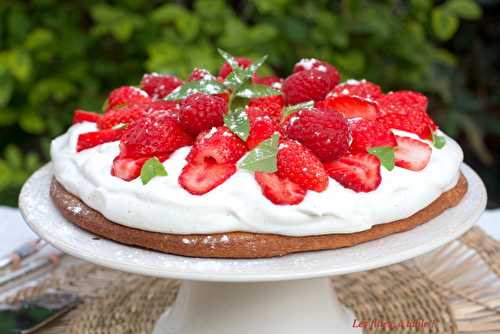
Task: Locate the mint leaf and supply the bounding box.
[140,157,167,185]
[235,83,281,99]
[223,67,249,90]
[244,55,267,76]
[368,146,395,171]
[224,101,250,141]
[165,80,226,101]
[217,49,239,69]
[282,101,314,119]
[432,132,446,149]
[238,133,280,172]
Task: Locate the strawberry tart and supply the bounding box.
[50,50,467,258]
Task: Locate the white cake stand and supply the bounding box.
[19,164,486,334]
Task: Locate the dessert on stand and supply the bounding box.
[19,50,487,333]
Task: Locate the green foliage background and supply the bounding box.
[0,0,499,207]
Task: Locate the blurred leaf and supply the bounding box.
[0,109,18,126]
[25,28,55,50]
[19,112,46,134]
[445,0,482,20]
[432,7,459,41]
[5,49,32,82]
[5,145,23,169]
[0,72,14,107]
[91,4,144,42]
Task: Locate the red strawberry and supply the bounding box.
[179,93,227,135]
[349,119,396,153]
[188,68,215,82]
[248,95,284,120]
[111,156,150,181]
[255,172,306,205]
[77,128,124,152]
[324,153,381,192]
[146,100,180,121]
[292,58,340,86]
[179,162,236,195]
[218,57,252,79]
[252,75,282,88]
[187,127,247,164]
[376,91,436,139]
[328,79,382,100]
[97,104,148,129]
[277,139,329,192]
[320,95,379,120]
[246,106,281,149]
[120,113,193,158]
[394,135,432,171]
[282,108,349,162]
[73,109,101,124]
[105,86,151,111]
[140,73,183,100]
[282,69,338,105]
[111,154,170,181]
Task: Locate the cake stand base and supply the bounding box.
[153,277,360,334]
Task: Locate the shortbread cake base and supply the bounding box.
[50,174,467,258]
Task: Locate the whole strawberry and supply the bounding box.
[282,108,349,162]
[293,58,340,85]
[282,69,338,105]
[328,79,382,100]
[349,118,396,153]
[140,73,183,100]
[179,93,227,135]
[97,103,148,129]
[120,113,193,158]
[277,139,329,192]
[218,57,252,79]
[252,75,282,88]
[146,100,180,121]
[105,86,151,111]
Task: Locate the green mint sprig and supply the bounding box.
[367,146,395,171]
[431,131,446,149]
[165,49,281,141]
[140,157,168,185]
[238,133,280,172]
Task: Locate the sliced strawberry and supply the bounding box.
[328,80,382,100]
[320,95,379,120]
[187,127,247,164]
[349,119,396,153]
[394,135,432,171]
[111,156,149,181]
[97,104,148,129]
[111,154,169,181]
[277,139,329,192]
[105,86,151,111]
[324,153,381,192]
[179,162,236,195]
[77,128,124,152]
[246,106,281,149]
[73,109,101,124]
[255,172,306,205]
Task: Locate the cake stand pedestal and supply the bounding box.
[19,164,486,334]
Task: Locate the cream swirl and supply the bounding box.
[50,123,463,236]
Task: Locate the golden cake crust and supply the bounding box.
[50,174,467,258]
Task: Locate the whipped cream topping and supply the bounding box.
[51,123,463,236]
